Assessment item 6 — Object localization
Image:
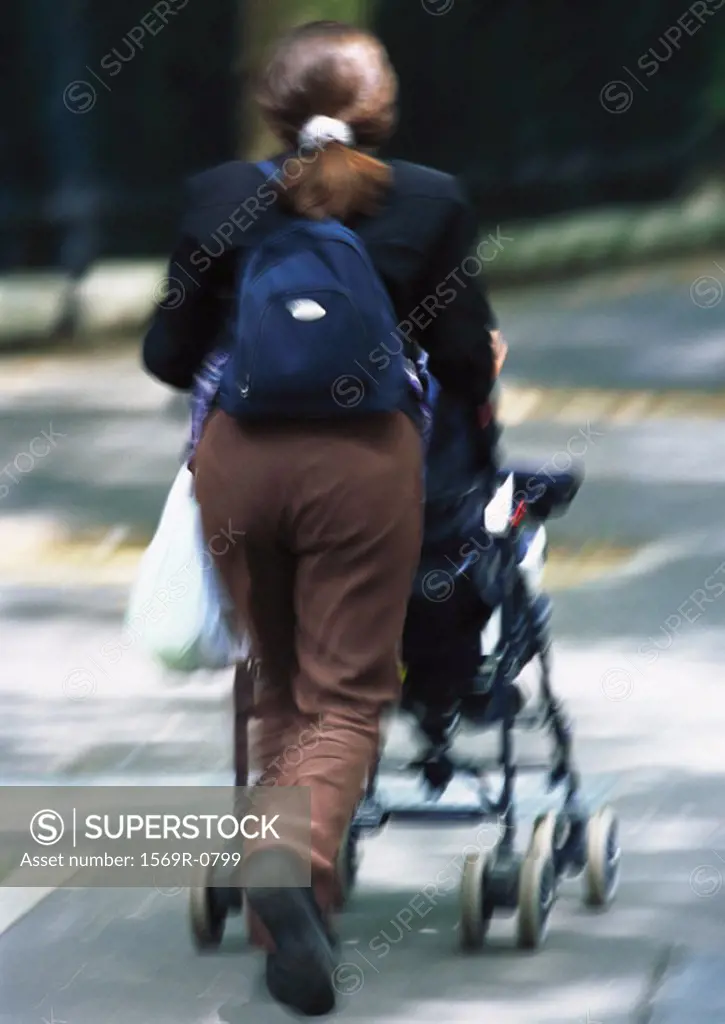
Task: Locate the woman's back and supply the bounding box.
[144,153,497,434]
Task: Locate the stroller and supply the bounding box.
[333,382,621,951]
[189,381,621,954]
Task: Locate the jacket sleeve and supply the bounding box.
[412,184,496,407]
[142,179,236,391]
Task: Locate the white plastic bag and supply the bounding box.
[125,466,249,672]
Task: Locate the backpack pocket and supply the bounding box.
[237,286,375,415]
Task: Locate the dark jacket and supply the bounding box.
[142,156,497,410]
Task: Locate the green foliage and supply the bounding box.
[306,0,369,21]
[242,0,370,158]
[706,32,725,118]
[277,0,369,29]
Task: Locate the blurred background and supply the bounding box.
[1,3,725,1022]
[3,0,725,282]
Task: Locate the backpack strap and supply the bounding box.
[256,159,279,179]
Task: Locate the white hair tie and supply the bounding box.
[298,115,355,150]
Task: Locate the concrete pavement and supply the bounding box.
[1,257,725,1021]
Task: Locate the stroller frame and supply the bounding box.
[354,497,582,840]
[189,469,621,953]
[336,467,621,948]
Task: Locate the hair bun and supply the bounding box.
[298,115,355,150]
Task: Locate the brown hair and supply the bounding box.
[256,21,398,222]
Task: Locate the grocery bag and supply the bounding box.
[124,466,249,672]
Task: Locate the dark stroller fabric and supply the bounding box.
[402,373,499,718]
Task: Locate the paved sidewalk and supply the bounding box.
[1,260,725,1021]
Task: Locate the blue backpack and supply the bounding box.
[218,159,412,419]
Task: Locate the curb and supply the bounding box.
[2,190,725,347]
[487,189,725,285]
[0,261,163,348]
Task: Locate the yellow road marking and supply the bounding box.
[543,544,635,591]
[499,386,725,425]
[0,538,637,591]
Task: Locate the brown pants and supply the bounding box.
[233,660,254,786]
[194,409,423,931]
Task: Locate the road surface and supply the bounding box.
[1,256,725,1022]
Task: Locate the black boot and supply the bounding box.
[409,702,461,792]
[245,850,337,1016]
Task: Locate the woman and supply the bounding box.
[143,20,500,1016]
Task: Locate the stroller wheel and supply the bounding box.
[189,862,242,951]
[583,805,621,908]
[532,811,571,883]
[531,811,558,849]
[517,829,556,950]
[333,824,360,910]
[459,849,493,950]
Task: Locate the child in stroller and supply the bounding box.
[340,364,621,952]
[399,360,576,789]
[401,365,516,792]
